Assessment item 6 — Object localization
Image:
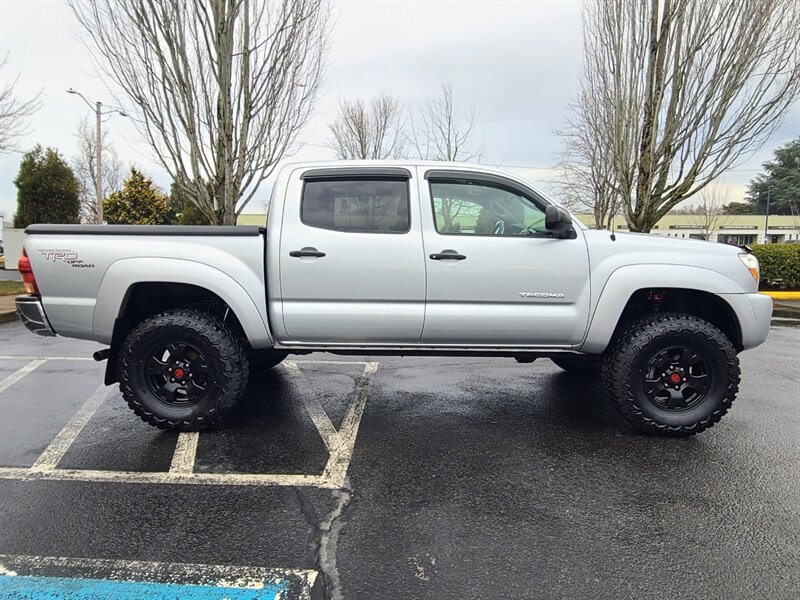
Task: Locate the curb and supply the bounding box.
[760,291,800,300]
[0,311,18,324]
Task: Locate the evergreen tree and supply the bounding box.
[13,145,80,228]
[104,167,174,225]
[746,138,800,215]
[723,201,761,215]
[170,181,211,225]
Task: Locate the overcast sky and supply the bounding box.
[1,0,798,222]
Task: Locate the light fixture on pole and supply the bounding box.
[66,89,128,224]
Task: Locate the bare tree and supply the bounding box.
[568,0,800,232]
[72,116,123,223]
[686,184,731,240]
[410,82,484,162]
[69,0,329,225]
[0,55,42,154]
[556,111,622,229]
[410,83,484,231]
[328,93,405,160]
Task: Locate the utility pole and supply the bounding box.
[764,187,771,244]
[66,89,127,224]
[95,101,103,224]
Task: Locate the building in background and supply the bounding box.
[572,214,799,245]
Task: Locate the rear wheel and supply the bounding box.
[118,309,248,430]
[602,312,739,436]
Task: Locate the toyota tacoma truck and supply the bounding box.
[15,161,772,436]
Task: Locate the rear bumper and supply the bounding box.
[15,295,56,337]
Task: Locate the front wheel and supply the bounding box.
[118,309,249,431]
[602,313,739,437]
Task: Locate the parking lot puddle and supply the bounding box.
[56,390,179,473]
[193,363,365,477]
[0,361,104,468]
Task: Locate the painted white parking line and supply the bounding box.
[0,466,332,488]
[0,359,46,394]
[0,359,379,489]
[284,361,340,452]
[169,432,200,474]
[0,554,317,600]
[31,383,113,471]
[324,361,379,488]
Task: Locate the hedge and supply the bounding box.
[750,243,800,290]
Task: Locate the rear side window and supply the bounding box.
[301,178,410,233]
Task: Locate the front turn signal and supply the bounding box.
[738,252,760,284]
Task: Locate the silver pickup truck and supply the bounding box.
[15,161,771,436]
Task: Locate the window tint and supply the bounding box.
[302,178,410,233]
[429,180,547,236]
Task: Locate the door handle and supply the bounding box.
[289,247,326,258]
[430,250,466,261]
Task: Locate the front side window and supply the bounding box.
[302,178,410,233]
[429,180,546,236]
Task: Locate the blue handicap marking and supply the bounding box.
[0,555,316,599]
[0,574,287,599]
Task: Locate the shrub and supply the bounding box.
[104,167,174,225]
[750,243,800,290]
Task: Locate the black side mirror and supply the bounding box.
[545,205,577,239]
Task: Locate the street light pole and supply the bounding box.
[764,187,771,244]
[95,101,103,224]
[67,89,127,224]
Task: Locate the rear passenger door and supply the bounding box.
[278,168,426,344]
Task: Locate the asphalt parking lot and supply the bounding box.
[1,317,798,599]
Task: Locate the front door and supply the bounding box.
[279,170,426,344]
[418,171,591,346]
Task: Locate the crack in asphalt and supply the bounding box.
[296,481,353,600]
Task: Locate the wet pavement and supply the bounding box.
[0,318,798,599]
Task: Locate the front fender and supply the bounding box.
[578,264,746,353]
[93,257,273,348]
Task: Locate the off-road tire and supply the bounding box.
[248,349,289,373]
[550,354,602,374]
[118,309,249,431]
[602,312,739,437]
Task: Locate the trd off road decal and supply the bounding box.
[38,249,95,269]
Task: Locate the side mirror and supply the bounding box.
[545,205,577,239]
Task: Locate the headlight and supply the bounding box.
[738,253,760,283]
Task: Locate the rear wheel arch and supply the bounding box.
[104,282,254,385]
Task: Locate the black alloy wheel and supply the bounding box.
[144,342,213,407]
[642,346,713,412]
[602,312,740,436]
[118,309,248,431]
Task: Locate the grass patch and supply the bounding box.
[0,281,25,296]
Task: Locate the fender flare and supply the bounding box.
[578,264,744,353]
[93,257,273,347]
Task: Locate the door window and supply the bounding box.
[429,180,547,236]
[302,178,409,233]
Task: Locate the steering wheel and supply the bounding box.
[492,220,505,235]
